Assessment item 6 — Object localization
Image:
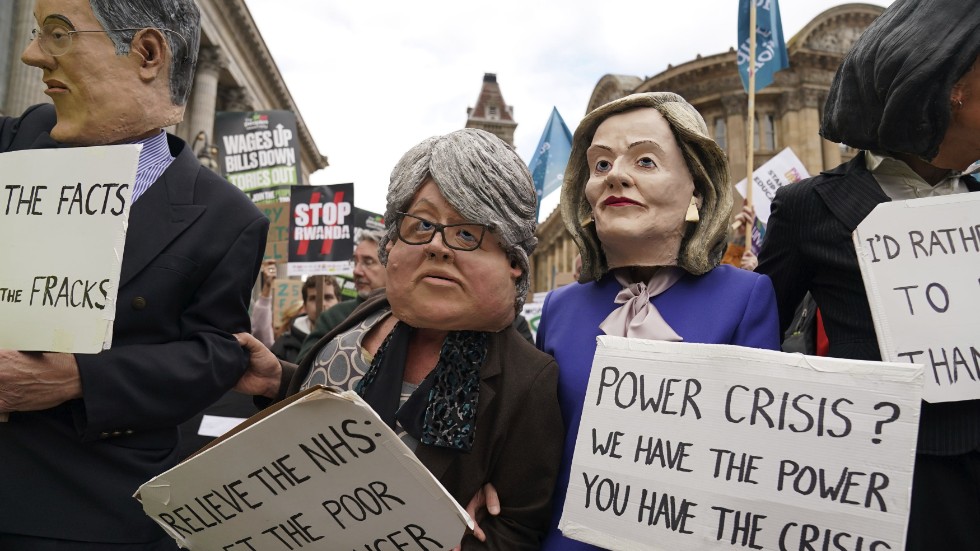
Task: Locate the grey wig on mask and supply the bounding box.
[378,128,538,313]
[89,0,201,106]
[821,0,980,159]
[562,92,732,283]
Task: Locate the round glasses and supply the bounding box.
[30,24,188,59]
[396,212,492,251]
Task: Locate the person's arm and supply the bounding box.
[250,260,277,347]
[462,362,564,550]
[732,274,781,351]
[68,215,268,439]
[757,185,811,335]
[251,295,274,348]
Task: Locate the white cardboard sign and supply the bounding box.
[561,337,922,551]
[138,387,471,551]
[854,193,980,403]
[0,145,138,352]
[735,147,810,225]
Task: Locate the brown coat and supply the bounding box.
[280,291,563,550]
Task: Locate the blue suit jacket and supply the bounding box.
[536,265,780,550]
[0,104,268,543]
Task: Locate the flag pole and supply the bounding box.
[744,0,757,247]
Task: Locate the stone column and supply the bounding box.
[722,95,748,184]
[799,88,825,175]
[181,45,226,156]
[219,85,253,113]
[4,0,47,116]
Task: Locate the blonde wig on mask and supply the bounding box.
[561,92,732,282]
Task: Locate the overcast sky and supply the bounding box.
[242,0,892,218]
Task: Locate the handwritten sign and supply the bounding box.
[735,147,809,225]
[273,278,303,329]
[854,193,980,403]
[561,337,921,551]
[0,145,138,352]
[138,387,470,551]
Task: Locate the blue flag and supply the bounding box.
[737,0,789,92]
[528,107,573,216]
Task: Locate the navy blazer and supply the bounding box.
[0,104,268,543]
[758,153,980,455]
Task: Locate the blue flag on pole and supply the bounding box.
[528,107,573,216]
[737,0,789,92]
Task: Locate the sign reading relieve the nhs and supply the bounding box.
[855,193,980,403]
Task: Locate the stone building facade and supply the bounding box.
[531,3,884,293]
[0,0,327,180]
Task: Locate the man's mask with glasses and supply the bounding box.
[30,23,188,59]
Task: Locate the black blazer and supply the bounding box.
[0,104,268,543]
[279,292,564,550]
[757,153,980,455]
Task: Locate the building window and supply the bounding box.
[713,117,727,150]
[488,105,498,120]
[754,113,776,151]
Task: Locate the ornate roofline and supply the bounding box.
[208,0,328,172]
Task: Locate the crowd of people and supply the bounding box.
[0,0,978,549]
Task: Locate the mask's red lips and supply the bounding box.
[603,196,640,207]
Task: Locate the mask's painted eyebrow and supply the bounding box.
[42,14,76,29]
[627,140,666,156]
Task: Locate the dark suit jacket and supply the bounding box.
[278,292,564,550]
[0,104,268,543]
[757,153,980,455]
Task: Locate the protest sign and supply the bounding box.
[287,183,355,276]
[854,194,980,403]
[257,201,291,253]
[735,147,809,225]
[272,278,303,329]
[216,110,301,201]
[138,387,471,551]
[0,145,138,353]
[561,337,922,551]
[521,292,547,342]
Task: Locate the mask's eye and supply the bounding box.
[637,156,657,168]
[595,159,612,173]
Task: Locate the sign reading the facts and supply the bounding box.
[216,110,301,201]
[287,183,354,276]
[0,145,138,353]
[854,194,980,403]
[137,387,471,551]
[561,337,921,551]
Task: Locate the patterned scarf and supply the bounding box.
[355,323,486,452]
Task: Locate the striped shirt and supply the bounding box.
[130,130,174,203]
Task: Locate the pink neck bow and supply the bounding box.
[599,267,684,341]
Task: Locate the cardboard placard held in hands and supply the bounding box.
[137,386,471,550]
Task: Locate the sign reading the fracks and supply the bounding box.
[0,145,138,353]
[287,183,355,276]
[561,337,922,551]
[137,387,471,551]
[216,110,301,202]
[854,193,980,403]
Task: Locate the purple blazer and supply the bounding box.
[536,264,780,550]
